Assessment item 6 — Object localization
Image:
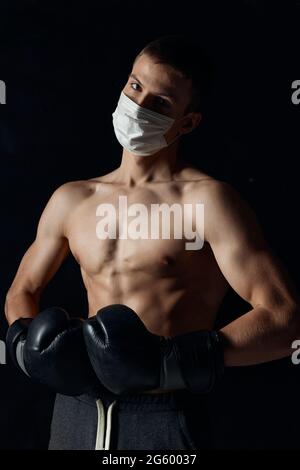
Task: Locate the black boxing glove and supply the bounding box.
[6,307,99,396]
[83,304,224,395]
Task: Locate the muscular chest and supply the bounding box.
[66,188,205,276]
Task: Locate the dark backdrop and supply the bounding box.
[0,0,299,449]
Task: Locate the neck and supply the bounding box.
[117,140,184,186]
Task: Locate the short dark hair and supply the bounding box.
[133,34,214,114]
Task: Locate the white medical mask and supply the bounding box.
[112,91,180,156]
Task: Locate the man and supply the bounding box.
[5,34,300,450]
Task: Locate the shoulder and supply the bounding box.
[203,180,239,205]
[39,180,95,226]
[189,177,242,209]
[197,180,264,246]
[180,168,235,206]
[49,170,120,207]
[50,180,95,206]
[176,165,232,196]
[53,180,94,197]
[176,165,215,183]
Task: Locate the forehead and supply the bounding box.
[132,54,192,104]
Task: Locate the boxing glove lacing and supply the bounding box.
[95,399,117,450]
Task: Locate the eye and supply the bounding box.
[130,83,170,108]
[130,82,140,91]
[156,97,169,107]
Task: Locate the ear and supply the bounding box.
[181,112,202,135]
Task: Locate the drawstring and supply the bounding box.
[105,400,117,449]
[95,398,117,450]
[95,399,105,450]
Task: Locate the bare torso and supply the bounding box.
[65,167,229,338]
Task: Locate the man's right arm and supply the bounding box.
[4,182,102,396]
[5,182,79,325]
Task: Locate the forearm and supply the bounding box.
[219,305,300,366]
[5,290,40,325]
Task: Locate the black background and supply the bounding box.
[0,0,299,449]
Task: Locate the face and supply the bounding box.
[123,53,202,144]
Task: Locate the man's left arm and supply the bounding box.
[204,181,300,366]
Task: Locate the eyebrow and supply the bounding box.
[129,73,177,101]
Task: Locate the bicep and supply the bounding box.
[212,241,298,312]
[205,182,299,310]
[8,183,73,296]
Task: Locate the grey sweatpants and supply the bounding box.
[48,387,211,450]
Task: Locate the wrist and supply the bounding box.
[6,317,33,375]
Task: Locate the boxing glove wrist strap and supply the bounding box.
[159,330,224,393]
[6,318,33,375]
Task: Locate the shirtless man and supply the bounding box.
[5,34,300,450]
